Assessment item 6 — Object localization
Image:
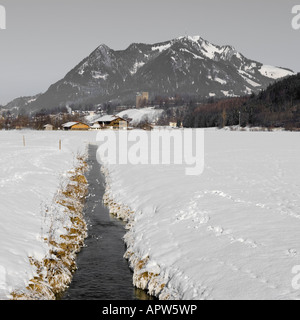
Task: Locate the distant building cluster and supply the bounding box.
[1,90,186,131]
[59,116,130,131]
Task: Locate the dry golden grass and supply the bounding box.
[11,156,89,300]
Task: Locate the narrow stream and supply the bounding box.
[62,145,153,300]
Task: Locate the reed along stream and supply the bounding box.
[62,145,153,300]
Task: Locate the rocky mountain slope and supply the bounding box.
[4,36,294,114]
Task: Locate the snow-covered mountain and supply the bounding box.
[3,95,41,113]
[5,36,295,113]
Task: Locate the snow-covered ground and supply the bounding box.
[0,130,94,299]
[1,129,300,300]
[102,129,300,300]
[117,107,164,125]
[259,65,294,80]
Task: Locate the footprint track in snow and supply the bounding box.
[174,192,262,249]
[197,256,281,293]
[206,225,260,249]
[174,194,210,227]
[206,190,272,211]
[285,248,298,258]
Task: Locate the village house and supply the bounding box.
[169,120,183,128]
[91,115,129,130]
[43,124,54,131]
[62,122,90,131]
[140,123,154,131]
[169,121,178,128]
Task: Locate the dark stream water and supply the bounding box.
[62,145,153,300]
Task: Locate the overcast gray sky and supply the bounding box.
[0,0,299,104]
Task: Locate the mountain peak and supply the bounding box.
[176,35,203,42]
[4,36,295,113]
[95,44,112,54]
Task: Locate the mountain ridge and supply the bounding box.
[3,35,295,114]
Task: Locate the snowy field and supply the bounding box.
[0,130,95,299]
[1,129,300,300]
[102,129,300,300]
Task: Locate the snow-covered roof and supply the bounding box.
[90,123,101,128]
[93,115,119,123]
[62,122,79,128]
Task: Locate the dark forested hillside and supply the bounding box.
[182,73,300,129]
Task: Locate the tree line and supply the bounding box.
[1,73,299,130]
[0,111,84,130]
[177,74,300,130]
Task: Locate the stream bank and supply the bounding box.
[62,145,153,300]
